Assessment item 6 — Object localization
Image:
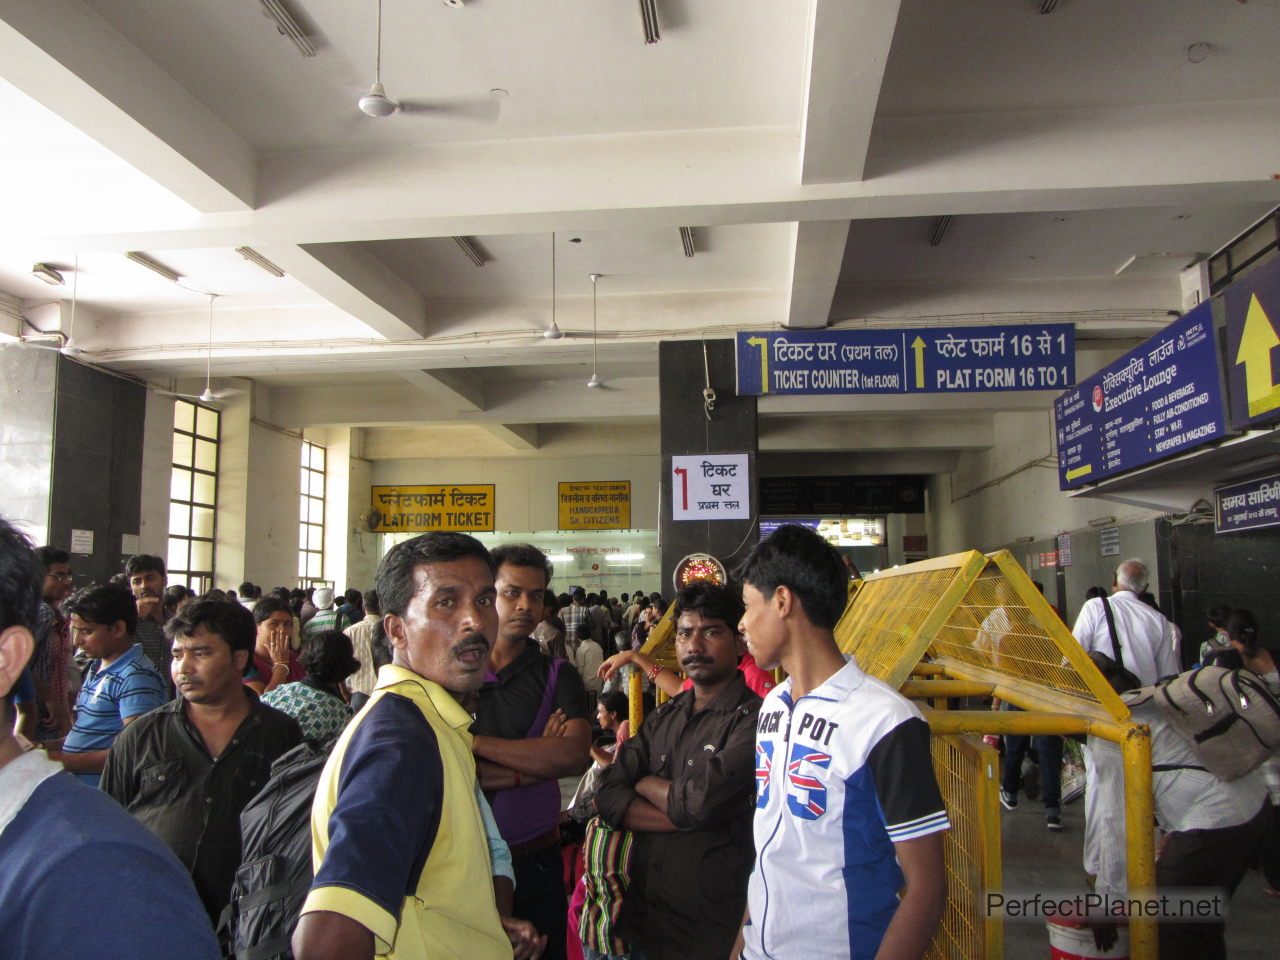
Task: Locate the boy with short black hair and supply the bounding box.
[45,582,166,787]
[733,524,949,960]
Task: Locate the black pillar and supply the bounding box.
[48,356,146,585]
[658,340,758,592]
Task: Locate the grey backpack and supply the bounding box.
[1125,665,1280,781]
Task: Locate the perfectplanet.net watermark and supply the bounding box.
[984,889,1228,922]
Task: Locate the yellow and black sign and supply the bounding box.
[558,481,631,530]
[370,485,495,533]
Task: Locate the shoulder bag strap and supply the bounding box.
[1101,596,1126,670]
[524,658,565,737]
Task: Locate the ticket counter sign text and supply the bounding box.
[672,454,750,521]
[559,481,631,530]
[370,485,495,532]
[735,325,1074,396]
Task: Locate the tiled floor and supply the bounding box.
[999,795,1274,959]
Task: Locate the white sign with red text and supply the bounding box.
[671,454,750,521]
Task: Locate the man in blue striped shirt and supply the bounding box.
[45,583,166,787]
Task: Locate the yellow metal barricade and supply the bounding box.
[840,550,1157,960]
[925,735,1003,960]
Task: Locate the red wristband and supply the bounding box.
[513,769,522,788]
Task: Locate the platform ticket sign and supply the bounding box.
[1215,473,1280,534]
[559,481,631,530]
[735,324,1074,396]
[369,485,495,532]
[1054,302,1228,490]
[671,454,750,521]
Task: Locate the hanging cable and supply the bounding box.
[702,339,716,419]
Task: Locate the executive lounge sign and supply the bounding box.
[1054,302,1228,490]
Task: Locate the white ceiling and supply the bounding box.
[0,0,1277,459]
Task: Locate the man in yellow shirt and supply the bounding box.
[293,532,544,960]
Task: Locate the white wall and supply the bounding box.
[138,389,174,557]
[241,421,303,590]
[925,407,1166,617]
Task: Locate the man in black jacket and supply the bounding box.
[595,580,761,960]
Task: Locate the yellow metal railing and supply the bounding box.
[841,550,1157,960]
[925,735,1002,960]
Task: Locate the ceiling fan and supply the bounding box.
[155,294,243,404]
[357,0,500,121]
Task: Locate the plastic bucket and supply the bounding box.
[1046,917,1129,959]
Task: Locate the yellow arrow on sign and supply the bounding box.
[746,336,769,394]
[1235,293,1280,418]
[911,336,926,388]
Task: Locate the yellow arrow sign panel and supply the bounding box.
[1235,293,1280,419]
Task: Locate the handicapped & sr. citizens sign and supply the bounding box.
[558,481,631,530]
[369,485,495,532]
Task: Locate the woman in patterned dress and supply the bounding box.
[261,629,359,741]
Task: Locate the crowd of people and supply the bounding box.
[4,514,1278,960]
[0,517,950,960]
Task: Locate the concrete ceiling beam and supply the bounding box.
[477,422,540,451]
[259,242,428,340]
[0,0,255,212]
[9,99,1279,253]
[784,219,850,329]
[799,0,902,185]
[398,369,486,412]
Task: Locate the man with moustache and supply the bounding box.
[101,596,302,922]
[293,532,545,960]
[472,543,592,960]
[594,580,761,960]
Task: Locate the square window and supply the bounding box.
[190,540,213,572]
[174,400,194,433]
[195,405,219,440]
[172,433,194,468]
[170,469,192,502]
[170,503,191,537]
[193,472,216,506]
[168,540,187,574]
[191,507,215,539]
[195,439,218,473]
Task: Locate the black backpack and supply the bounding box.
[218,736,337,960]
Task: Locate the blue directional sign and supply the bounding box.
[1223,256,1280,430]
[1054,302,1229,490]
[1215,473,1280,534]
[735,325,1074,396]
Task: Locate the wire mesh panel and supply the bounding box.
[836,552,987,687]
[839,550,1127,720]
[925,734,1002,960]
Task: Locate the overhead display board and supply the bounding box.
[1223,256,1280,430]
[369,485,495,532]
[1215,473,1280,534]
[759,475,926,515]
[1054,302,1228,490]
[735,325,1074,396]
[558,481,631,530]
